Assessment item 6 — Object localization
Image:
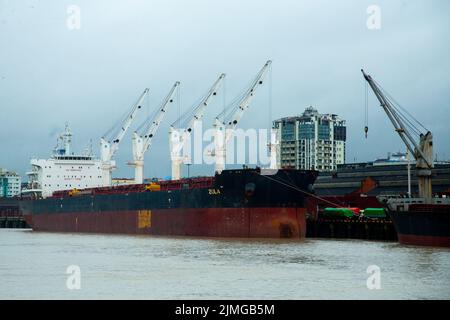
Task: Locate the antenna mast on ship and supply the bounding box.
[53,123,72,156]
[169,73,225,180]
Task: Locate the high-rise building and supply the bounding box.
[273,106,346,171]
[0,168,21,197]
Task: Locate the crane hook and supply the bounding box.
[364,126,369,138]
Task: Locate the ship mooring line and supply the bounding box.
[311,182,350,208]
[256,172,343,208]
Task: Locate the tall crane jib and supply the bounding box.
[130,81,180,184]
[213,60,272,174]
[169,73,226,180]
[361,69,434,201]
[100,88,149,186]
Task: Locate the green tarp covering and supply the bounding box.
[322,207,356,218]
[363,208,386,218]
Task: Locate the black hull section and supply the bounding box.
[19,168,318,238]
[389,205,450,247]
[20,168,318,215]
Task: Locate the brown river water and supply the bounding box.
[1,229,449,299]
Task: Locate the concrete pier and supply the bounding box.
[0,200,29,229]
[0,216,29,228]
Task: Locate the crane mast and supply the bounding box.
[213,60,272,173]
[169,73,225,180]
[361,69,434,200]
[130,82,180,184]
[100,88,149,186]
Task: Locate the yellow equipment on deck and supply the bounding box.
[145,183,161,192]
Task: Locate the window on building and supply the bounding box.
[334,125,346,141]
[281,122,295,141]
[318,124,330,140]
[299,123,314,139]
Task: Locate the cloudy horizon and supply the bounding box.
[1,0,449,179]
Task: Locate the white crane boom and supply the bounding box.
[213,60,272,173]
[100,88,149,186]
[361,69,434,200]
[169,74,225,180]
[185,73,226,134]
[131,81,180,184]
[101,88,149,161]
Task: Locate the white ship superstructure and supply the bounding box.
[25,124,103,198]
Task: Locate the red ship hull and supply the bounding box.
[23,207,307,239]
[397,234,450,247]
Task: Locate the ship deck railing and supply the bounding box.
[50,177,215,198]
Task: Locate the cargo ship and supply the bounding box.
[378,197,450,247]
[18,123,320,238]
[20,168,318,238]
[361,69,450,247]
[18,61,321,239]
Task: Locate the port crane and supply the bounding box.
[100,88,149,186]
[169,73,225,180]
[130,82,180,184]
[212,60,272,173]
[362,69,434,200]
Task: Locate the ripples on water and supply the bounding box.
[0,229,449,299]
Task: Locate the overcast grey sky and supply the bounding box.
[1,0,449,179]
